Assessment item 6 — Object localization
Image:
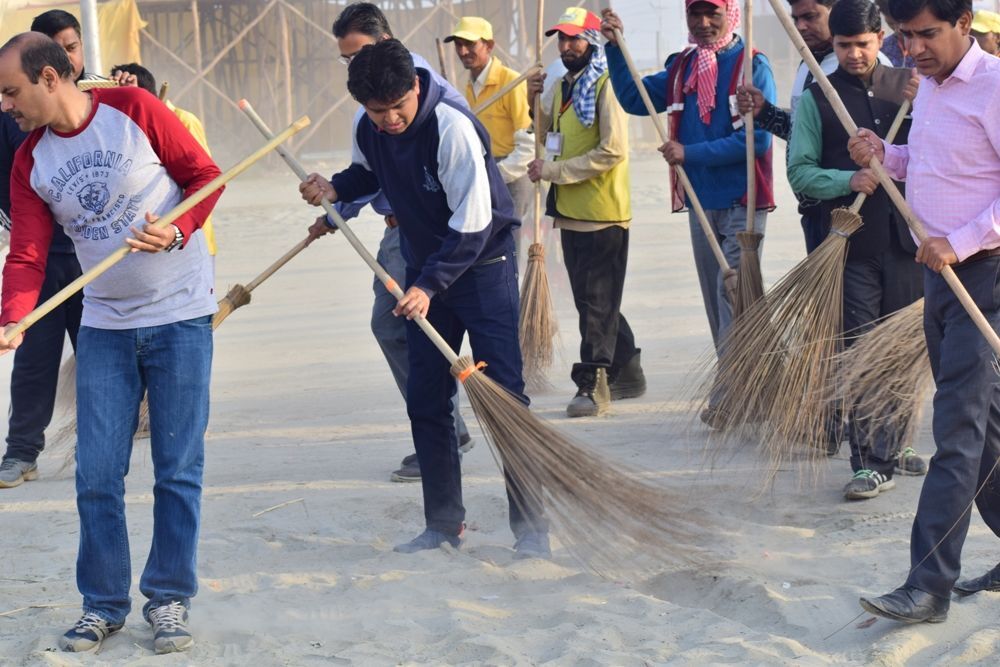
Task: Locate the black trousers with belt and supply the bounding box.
[906,256,1000,598]
[4,252,83,464]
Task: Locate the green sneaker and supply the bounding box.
[844,469,895,500]
[895,447,928,476]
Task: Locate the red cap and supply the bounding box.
[544,7,601,37]
[685,0,728,8]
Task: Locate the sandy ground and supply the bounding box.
[1,149,999,667]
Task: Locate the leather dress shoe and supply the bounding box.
[859,585,949,624]
[954,563,1000,596]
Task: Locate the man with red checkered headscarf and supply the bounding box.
[602,1,776,427]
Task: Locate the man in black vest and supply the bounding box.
[787,0,925,500]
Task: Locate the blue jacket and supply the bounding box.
[606,37,777,211]
[331,68,519,298]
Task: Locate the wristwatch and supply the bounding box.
[165,225,184,252]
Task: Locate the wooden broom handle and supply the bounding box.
[743,0,756,231]
[848,99,910,214]
[238,101,462,366]
[6,115,311,340]
[767,0,1000,357]
[613,27,732,273]
[472,65,541,114]
[532,0,545,243]
[245,236,312,293]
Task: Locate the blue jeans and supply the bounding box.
[371,225,469,442]
[75,316,212,624]
[405,233,547,537]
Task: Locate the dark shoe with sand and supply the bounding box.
[859,585,949,624]
[843,469,895,500]
[567,367,610,418]
[393,528,464,553]
[609,350,647,401]
[895,447,927,476]
[513,531,552,560]
[699,407,730,431]
[954,563,1000,596]
[390,435,474,483]
[58,613,124,653]
[0,459,37,488]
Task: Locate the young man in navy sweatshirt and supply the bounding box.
[299,39,549,558]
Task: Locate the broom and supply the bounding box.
[699,101,911,481]
[733,0,764,318]
[829,298,931,457]
[240,100,704,574]
[767,0,1000,360]
[157,81,169,101]
[611,28,738,307]
[4,115,310,443]
[519,0,558,390]
[472,65,542,114]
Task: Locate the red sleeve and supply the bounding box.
[97,88,223,242]
[1,132,54,326]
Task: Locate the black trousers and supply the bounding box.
[4,252,83,464]
[842,242,923,475]
[906,257,1000,598]
[561,226,637,384]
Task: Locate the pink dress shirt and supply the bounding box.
[881,40,1000,262]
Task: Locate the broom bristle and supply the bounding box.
[213,284,252,328]
[697,207,864,485]
[733,231,765,319]
[450,355,705,575]
[519,243,558,391]
[47,356,78,470]
[829,298,931,455]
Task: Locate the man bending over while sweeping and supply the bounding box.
[525,7,645,418]
[299,38,550,558]
[0,33,222,652]
[601,0,775,428]
[849,0,1000,624]
[787,0,926,500]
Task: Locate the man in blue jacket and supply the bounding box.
[299,39,549,558]
[601,1,776,427]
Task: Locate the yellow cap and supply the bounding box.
[972,9,1000,34]
[444,17,493,43]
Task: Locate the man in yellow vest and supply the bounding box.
[527,7,645,418]
[445,17,534,243]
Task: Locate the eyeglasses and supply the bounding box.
[338,52,358,66]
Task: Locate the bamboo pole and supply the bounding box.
[190,0,205,122]
[532,0,544,244]
[4,116,311,341]
[743,0,756,224]
[473,65,541,114]
[766,0,1000,358]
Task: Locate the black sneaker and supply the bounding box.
[390,454,421,483]
[843,469,895,500]
[895,447,928,476]
[609,350,647,401]
[58,612,124,652]
[567,367,610,418]
[393,527,464,553]
[147,601,193,654]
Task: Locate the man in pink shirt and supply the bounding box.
[849,0,1000,624]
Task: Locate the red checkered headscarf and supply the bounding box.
[683,0,741,124]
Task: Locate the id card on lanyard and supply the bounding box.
[546,77,577,158]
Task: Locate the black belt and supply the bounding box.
[955,247,1000,268]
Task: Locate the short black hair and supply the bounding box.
[332,3,393,40]
[30,9,82,39]
[347,39,415,106]
[0,33,73,83]
[888,0,971,24]
[111,62,157,95]
[829,0,883,35]
[789,0,840,8]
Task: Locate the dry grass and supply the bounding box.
[698,207,863,485]
[519,242,558,391]
[733,231,765,319]
[830,298,931,454]
[451,355,705,575]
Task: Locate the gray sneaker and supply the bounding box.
[147,601,193,654]
[895,447,928,476]
[844,469,895,500]
[0,459,38,488]
[58,612,124,652]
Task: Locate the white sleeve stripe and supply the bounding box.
[435,105,492,234]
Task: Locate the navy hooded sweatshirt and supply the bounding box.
[331,68,519,298]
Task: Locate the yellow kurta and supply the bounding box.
[166,100,216,255]
[464,57,531,158]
